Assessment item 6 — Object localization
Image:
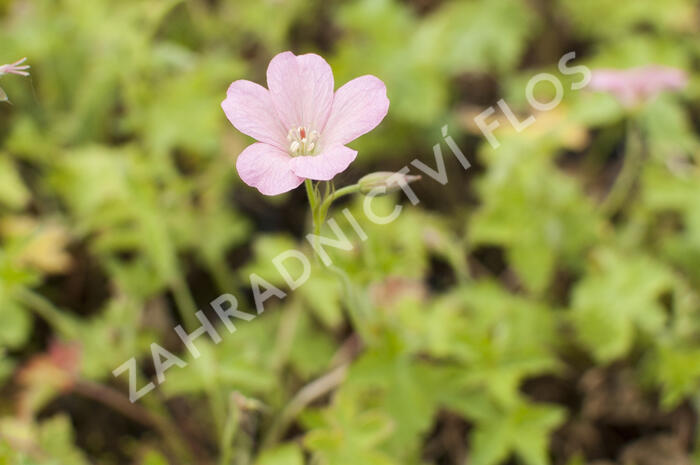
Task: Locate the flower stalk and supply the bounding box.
[600,119,645,216]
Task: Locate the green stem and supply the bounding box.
[600,120,644,216]
[17,288,77,338]
[304,179,320,235]
[173,278,226,437]
[219,395,241,465]
[170,277,227,439]
[306,180,362,235]
[448,239,470,285]
[170,276,199,332]
[271,301,303,372]
[316,184,361,228]
[207,385,227,442]
[328,265,375,343]
[74,380,194,464]
[208,257,239,294]
[260,363,347,449]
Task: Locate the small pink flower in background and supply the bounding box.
[222,51,389,195]
[0,57,30,76]
[588,65,687,107]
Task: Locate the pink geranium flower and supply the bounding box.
[222,51,389,195]
[588,65,687,107]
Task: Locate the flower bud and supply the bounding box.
[358,171,421,195]
[0,58,30,77]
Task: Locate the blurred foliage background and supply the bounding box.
[1,0,700,464]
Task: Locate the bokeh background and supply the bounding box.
[1,0,700,464]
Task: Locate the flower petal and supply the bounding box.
[266,51,334,132]
[222,80,288,149]
[321,75,389,147]
[289,145,357,181]
[236,143,304,195]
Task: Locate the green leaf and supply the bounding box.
[470,141,598,294]
[162,314,278,398]
[298,270,343,329]
[240,235,301,287]
[416,0,538,74]
[469,400,565,465]
[571,249,674,362]
[303,391,398,465]
[141,450,170,465]
[339,334,440,460]
[288,312,337,378]
[0,294,31,349]
[424,284,559,407]
[37,415,90,465]
[0,156,30,209]
[559,0,696,39]
[255,443,304,465]
[643,340,700,408]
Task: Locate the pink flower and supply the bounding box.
[588,65,687,107]
[222,51,389,195]
[0,57,30,77]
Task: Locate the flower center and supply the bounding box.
[287,127,319,156]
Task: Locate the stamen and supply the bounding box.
[288,126,320,156]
